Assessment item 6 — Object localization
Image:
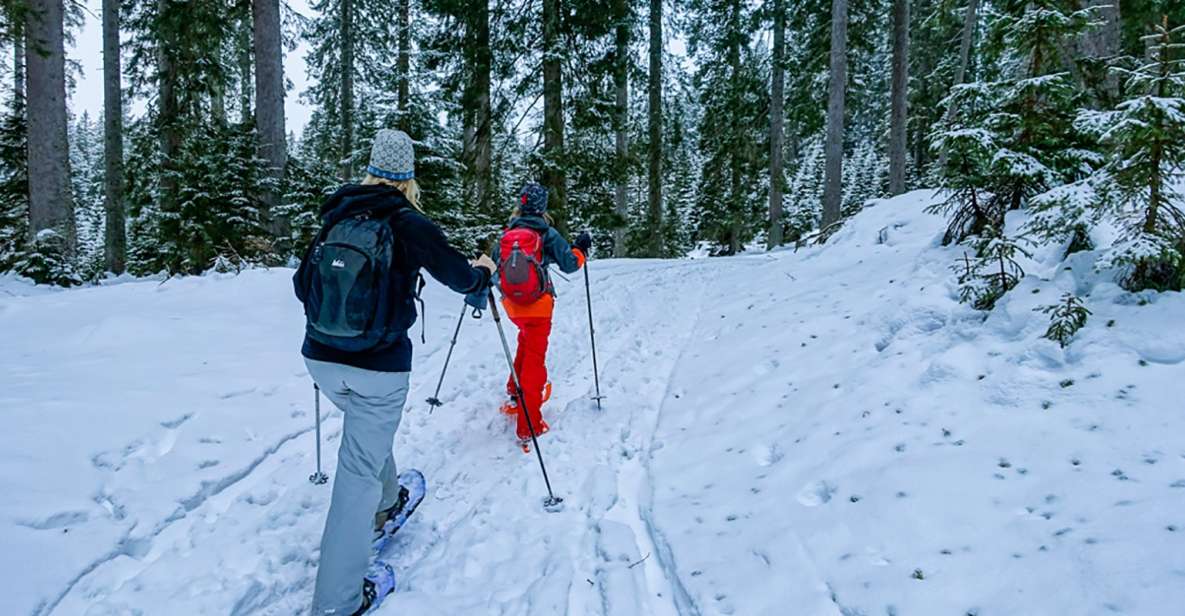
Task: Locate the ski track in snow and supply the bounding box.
[4,190,1185,615]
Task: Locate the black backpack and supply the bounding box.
[297,203,402,352]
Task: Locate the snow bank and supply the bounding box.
[1,190,1181,615]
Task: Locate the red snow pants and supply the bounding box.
[505,315,552,440]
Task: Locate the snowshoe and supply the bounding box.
[517,420,550,453]
[372,469,426,554]
[352,561,396,615]
[500,382,551,416]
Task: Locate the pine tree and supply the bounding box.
[982,1,1100,214]
[689,0,766,254]
[1036,292,1091,347]
[69,112,106,279]
[1079,18,1185,291]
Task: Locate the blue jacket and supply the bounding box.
[295,184,489,372]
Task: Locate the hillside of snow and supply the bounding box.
[2,190,1183,616]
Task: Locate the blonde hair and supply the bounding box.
[511,207,554,226]
[362,174,422,211]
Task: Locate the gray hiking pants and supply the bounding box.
[305,358,410,616]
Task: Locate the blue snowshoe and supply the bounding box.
[372,469,426,554]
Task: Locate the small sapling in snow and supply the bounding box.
[1036,293,1091,348]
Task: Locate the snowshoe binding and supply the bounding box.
[372,469,426,554]
[352,562,396,615]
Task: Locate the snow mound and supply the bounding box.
[1,190,1182,615]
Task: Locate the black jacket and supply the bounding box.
[296,184,489,372]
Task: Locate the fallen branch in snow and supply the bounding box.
[628,552,651,569]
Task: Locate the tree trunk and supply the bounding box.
[612,0,629,256]
[238,14,253,122]
[12,16,24,103]
[646,0,662,256]
[888,0,909,195]
[821,0,848,227]
[25,0,75,254]
[339,0,354,180]
[768,0,785,248]
[102,0,126,273]
[397,0,410,127]
[158,0,180,224]
[1080,0,1121,98]
[473,0,491,211]
[461,0,492,213]
[253,0,286,233]
[542,0,567,229]
[728,4,741,254]
[937,0,978,169]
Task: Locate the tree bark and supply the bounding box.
[102,0,126,273]
[612,0,629,256]
[646,0,662,256]
[888,0,909,195]
[473,0,491,211]
[339,0,354,180]
[768,0,785,248]
[1080,0,1121,98]
[238,13,253,122]
[937,0,978,169]
[397,0,410,126]
[253,0,286,233]
[461,0,492,213]
[158,0,180,223]
[542,0,567,229]
[727,4,741,254]
[25,0,75,254]
[821,0,848,227]
[12,15,24,103]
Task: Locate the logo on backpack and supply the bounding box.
[331,258,346,269]
[497,227,548,305]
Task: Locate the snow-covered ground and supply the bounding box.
[2,190,1183,616]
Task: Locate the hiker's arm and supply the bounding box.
[545,229,583,274]
[400,212,491,294]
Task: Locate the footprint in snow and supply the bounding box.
[796,480,837,506]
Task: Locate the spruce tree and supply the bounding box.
[1081,18,1185,291]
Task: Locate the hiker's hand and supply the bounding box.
[472,254,496,276]
[574,231,592,254]
[465,289,489,311]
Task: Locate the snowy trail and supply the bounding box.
[4,190,1185,615]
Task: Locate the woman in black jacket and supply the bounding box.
[294,129,494,616]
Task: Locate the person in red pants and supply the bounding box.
[493,183,592,447]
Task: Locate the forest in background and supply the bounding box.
[0,0,1182,302]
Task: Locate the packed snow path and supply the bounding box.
[3,191,1184,615]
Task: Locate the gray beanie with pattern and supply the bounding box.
[367,129,415,181]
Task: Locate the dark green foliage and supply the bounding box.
[953,226,1030,310]
[13,229,81,286]
[126,121,275,274]
[0,104,28,272]
[1036,292,1091,347]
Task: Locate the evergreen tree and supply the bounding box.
[1047,18,1185,291]
[68,112,106,279]
[689,0,766,254]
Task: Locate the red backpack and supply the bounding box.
[498,227,548,305]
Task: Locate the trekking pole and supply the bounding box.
[583,260,604,410]
[425,301,469,411]
[486,288,564,512]
[309,383,329,485]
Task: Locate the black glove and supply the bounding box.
[574,231,592,254]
